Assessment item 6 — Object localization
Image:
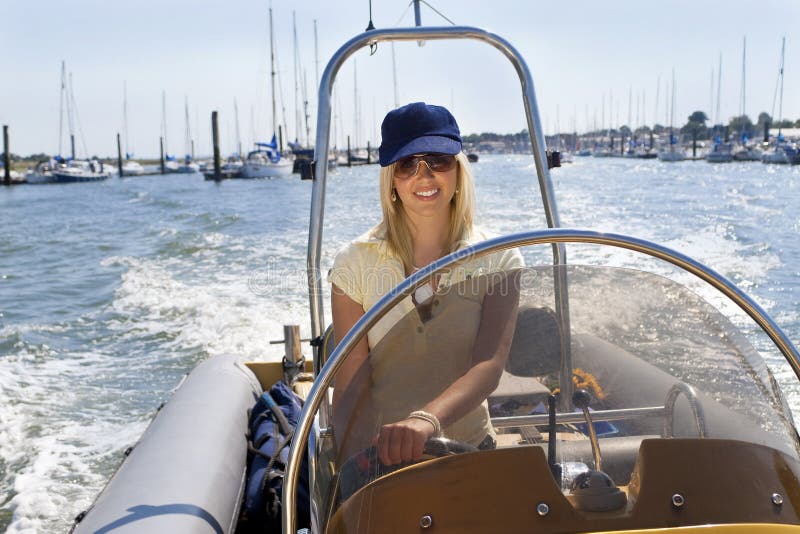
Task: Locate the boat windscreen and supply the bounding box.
[317,261,800,525]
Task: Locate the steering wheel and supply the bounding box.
[423,436,479,456]
[338,436,479,500]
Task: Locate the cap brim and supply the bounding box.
[380,136,462,166]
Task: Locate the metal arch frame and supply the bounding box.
[284,228,800,532]
[305,26,570,392]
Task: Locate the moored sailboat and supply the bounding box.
[238,5,294,179]
[658,70,685,162]
[762,38,800,165]
[30,62,111,184]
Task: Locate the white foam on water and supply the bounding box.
[104,234,319,362]
[0,337,150,533]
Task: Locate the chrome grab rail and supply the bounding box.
[492,406,665,428]
[283,228,800,533]
[664,382,707,438]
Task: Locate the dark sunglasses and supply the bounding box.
[394,153,457,179]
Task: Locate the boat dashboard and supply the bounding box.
[327,438,800,533]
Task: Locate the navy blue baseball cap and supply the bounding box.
[378,102,462,166]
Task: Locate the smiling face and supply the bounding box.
[392,154,459,222]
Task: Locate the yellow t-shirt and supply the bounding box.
[328,226,524,447]
[328,225,524,347]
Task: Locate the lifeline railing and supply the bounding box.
[305,25,575,431]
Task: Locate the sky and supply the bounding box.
[2,0,798,159]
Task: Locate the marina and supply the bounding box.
[3,2,800,533]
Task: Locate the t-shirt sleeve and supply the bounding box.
[328,243,365,306]
[497,247,525,271]
[470,226,525,273]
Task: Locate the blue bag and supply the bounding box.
[244,381,310,531]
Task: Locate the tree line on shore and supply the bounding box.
[462,111,799,152]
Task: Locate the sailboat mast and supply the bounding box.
[627,86,632,132]
[67,72,77,159]
[303,69,310,146]
[123,81,129,157]
[709,67,714,124]
[653,74,659,129]
[314,19,319,107]
[269,4,277,138]
[162,91,169,157]
[740,36,746,118]
[601,93,605,142]
[293,11,300,144]
[353,60,359,149]
[234,98,241,157]
[608,90,613,148]
[184,96,191,158]
[671,69,676,130]
[668,69,676,151]
[58,61,66,157]
[715,53,722,126]
[642,89,646,129]
[778,36,785,136]
[665,77,669,126]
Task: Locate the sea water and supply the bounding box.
[0,156,798,532]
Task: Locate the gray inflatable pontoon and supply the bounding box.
[72,354,262,534]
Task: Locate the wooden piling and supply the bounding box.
[3,125,10,186]
[159,137,165,174]
[282,324,303,383]
[692,130,697,158]
[116,133,124,177]
[70,134,75,161]
[347,135,352,167]
[367,141,371,164]
[211,111,221,181]
[278,125,284,153]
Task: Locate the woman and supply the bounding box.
[329,102,522,467]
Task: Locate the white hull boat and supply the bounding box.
[51,160,110,182]
[658,148,685,162]
[240,160,294,178]
[705,142,734,163]
[122,160,146,176]
[240,153,294,178]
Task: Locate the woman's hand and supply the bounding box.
[375,417,437,466]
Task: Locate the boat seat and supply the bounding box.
[491,370,552,405]
[491,306,561,406]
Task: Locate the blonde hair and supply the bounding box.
[374,152,476,270]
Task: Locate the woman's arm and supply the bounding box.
[376,270,521,465]
[330,284,370,406]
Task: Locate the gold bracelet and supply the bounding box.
[408,410,442,436]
